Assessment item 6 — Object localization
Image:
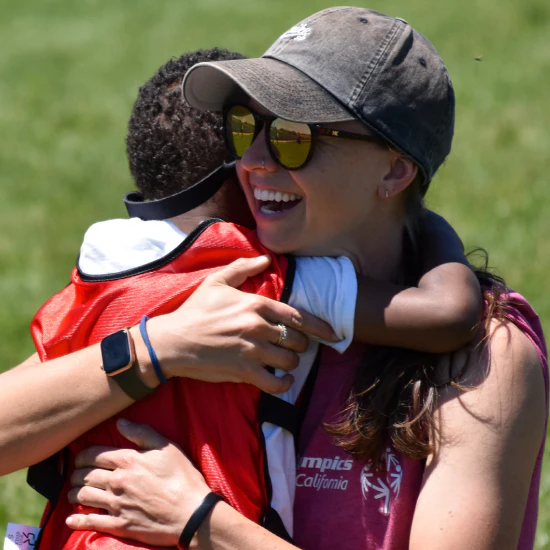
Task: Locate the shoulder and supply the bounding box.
[292,256,357,301]
[434,316,546,455]
[411,318,546,548]
[82,218,184,245]
[294,255,355,281]
[79,218,186,275]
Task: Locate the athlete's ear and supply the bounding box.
[378,155,418,199]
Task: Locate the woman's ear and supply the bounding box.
[378,156,418,199]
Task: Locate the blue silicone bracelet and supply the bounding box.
[139,316,168,385]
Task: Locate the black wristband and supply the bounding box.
[177,492,223,550]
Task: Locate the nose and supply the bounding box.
[239,125,277,173]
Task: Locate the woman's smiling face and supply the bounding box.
[236,106,396,258]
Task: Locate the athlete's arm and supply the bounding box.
[353,211,482,353]
[68,420,299,549]
[409,319,545,549]
[0,256,337,476]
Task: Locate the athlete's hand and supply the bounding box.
[67,419,209,546]
[144,255,338,394]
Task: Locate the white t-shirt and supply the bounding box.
[79,218,358,534]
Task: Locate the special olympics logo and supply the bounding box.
[360,447,402,515]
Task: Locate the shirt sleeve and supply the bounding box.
[289,256,357,353]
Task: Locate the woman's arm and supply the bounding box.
[354,211,482,353]
[67,420,298,549]
[0,256,337,475]
[409,318,545,549]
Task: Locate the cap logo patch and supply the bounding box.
[279,22,311,41]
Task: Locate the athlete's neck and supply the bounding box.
[168,204,226,235]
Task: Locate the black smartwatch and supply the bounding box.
[100,328,155,400]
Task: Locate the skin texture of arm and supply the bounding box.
[0,256,337,476]
[354,211,482,353]
[409,318,546,549]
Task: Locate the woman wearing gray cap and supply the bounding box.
[66,8,547,550]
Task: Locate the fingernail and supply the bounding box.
[66,516,75,527]
[117,418,130,428]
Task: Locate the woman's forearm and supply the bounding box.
[196,502,298,550]
[0,327,153,475]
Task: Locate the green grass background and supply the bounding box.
[0,0,548,545]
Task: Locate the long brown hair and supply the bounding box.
[326,181,510,465]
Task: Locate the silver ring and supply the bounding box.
[276,323,288,347]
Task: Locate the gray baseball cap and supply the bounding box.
[183,7,455,185]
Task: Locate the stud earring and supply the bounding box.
[385,189,389,199]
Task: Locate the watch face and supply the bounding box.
[101,330,133,376]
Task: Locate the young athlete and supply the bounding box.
[26,46,481,549]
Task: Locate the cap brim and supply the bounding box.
[182,57,354,124]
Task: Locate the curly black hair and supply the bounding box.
[126,48,245,200]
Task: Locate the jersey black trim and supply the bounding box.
[77,218,223,282]
[28,446,69,549]
[294,348,322,450]
[257,255,297,543]
[261,393,299,436]
[280,255,296,305]
[258,390,295,544]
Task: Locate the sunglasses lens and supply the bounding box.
[270,119,312,169]
[226,106,256,159]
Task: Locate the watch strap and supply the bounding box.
[112,364,155,401]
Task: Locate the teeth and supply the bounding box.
[253,188,302,203]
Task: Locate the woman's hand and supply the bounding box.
[69,420,299,549]
[143,255,338,394]
[67,419,208,546]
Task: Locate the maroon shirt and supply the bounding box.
[294,293,547,550]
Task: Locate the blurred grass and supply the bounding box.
[0,0,548,546]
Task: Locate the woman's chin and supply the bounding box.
[255,227,299,255]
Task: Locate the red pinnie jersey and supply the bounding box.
[30,220,292,549]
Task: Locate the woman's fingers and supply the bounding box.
[75,446,138,470]
[207,255,272,288]
[67,513,121,534]
[116,419,169,451]
[258,298,339,343]
[266,323,309,354]
[201,255,339,343]
[70,467,112,490]
[246,368,295,395]
[68,485,112,510]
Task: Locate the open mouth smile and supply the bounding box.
[253,187,304,215]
